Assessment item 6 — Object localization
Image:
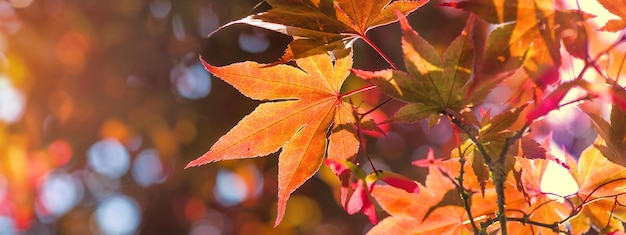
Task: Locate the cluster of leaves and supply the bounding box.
[188,0,626,234]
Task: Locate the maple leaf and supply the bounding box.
[353,14,493,124]
[526,80,583,123]
[442,0,594,90]
[186,50,361,226]
[517,134,569,168]
[586,105,626,168]
[566,140,626,234]
[412,147,443,168]
[368,185,434,235]
[324,159,420,223]
[596,0,626,32]
[220,0,429,63]
[462,105,527,194]
[368,166,460,235]
[502,157,572,234]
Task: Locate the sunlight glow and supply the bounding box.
[0,75,26,124]
[540,144,579,199]
[545,87,587,127]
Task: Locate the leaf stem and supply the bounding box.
[359,35,398,69]
[560,177,626,224]
[447,113,492,165]
[457,148,481,234]
[606,197,619,229]
[557,93,596,109]
[359,98,393,117]
[341,84,377,99]
[615,51,626,84]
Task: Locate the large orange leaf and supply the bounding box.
[368,182,468,235]
[566,139,626,234]
[369,158,466,235]
[222,0,429,62]
[368,205,474,235]
[186,50,360,226]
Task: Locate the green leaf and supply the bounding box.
[479,104,527,140]
[611,104,626,141]
[393,103,440,123]
[350,69,436,104]
[354,15,488,124]
[586,106,626,168]
[472,148,491,195]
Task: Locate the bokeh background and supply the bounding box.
[0,0,623,234]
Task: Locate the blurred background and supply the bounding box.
[0,0,623,234]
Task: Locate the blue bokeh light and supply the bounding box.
[214,169,247,207]
[87,138,130,179]
[238,28,270,53]
[131,149,165,188]
[172,62,212,100]
[38,172,83,218]
[93,194,141,235]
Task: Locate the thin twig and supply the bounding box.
[447,136,481,234]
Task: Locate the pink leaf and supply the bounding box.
[324,159,351,175]
[378,172,420,194]
[346,181,365,215]
[362,196,378,224]
[526,86,569,122]
[346,179,378,224]
[535,66,561,89]
[412,148,440,167]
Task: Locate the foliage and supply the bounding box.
[188,0,626,234]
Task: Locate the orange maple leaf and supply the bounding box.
[369,157,461,235]
[185,50,360,226]
[596,0,626,32]
[566,138,626,234]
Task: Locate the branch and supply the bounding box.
[446,112,493,165]
[446,111,510,233]
[506,217,568,234]
[560,177,626,224]
[443,142,481,234]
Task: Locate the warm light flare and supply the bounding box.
[55,31,89,73]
